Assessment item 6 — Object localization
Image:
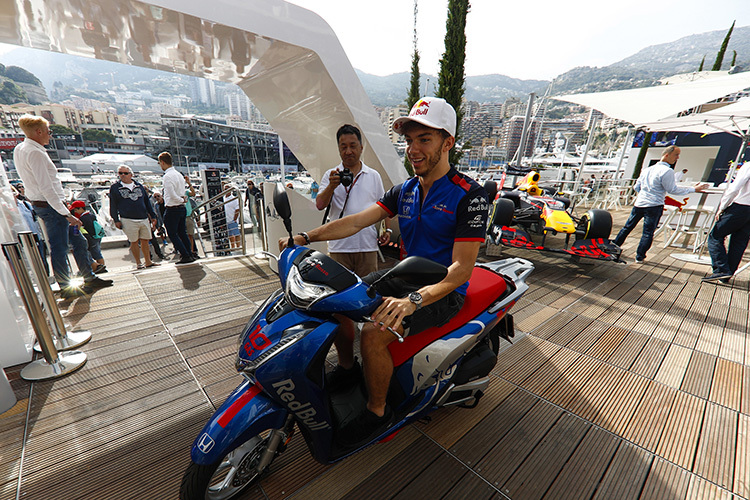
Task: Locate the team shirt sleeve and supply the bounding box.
[377,182,403,217]
[455,184,489,242]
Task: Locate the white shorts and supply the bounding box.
[121,218,152,242]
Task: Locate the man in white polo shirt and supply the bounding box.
[314,124,386,387]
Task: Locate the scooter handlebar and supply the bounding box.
[363,316,404,343]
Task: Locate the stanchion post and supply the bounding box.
[17,231,92,351]
[2,243,86,381]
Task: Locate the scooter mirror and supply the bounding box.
[384,256,448,286]
[273,183,293,237]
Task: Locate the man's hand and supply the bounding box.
[278,234,305,251]
[377,230,392,246]
[328,169,342,188]
[115,221,123,230]
[371,296,417,332]
[66,215,82,227]
[695,183,710,192]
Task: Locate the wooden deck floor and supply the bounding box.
[1,208,748,500]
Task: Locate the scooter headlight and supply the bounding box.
[285,265,336,309]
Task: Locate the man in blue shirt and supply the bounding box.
[613,146,708,263]
[279,97,488,444]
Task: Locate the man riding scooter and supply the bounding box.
[280,96,489,445]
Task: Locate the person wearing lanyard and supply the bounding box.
[13,114,113,299]
[315,124,386,390]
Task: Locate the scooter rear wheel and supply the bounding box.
[179,431,274,500]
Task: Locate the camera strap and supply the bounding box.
[337,171,363,219]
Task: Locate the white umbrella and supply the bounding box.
[636,98,750,268]
[553,72,750,125]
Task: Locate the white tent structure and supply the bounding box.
[635,98,750,268]
[553,72,750,125]
[64,153,161,173]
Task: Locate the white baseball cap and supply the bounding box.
[393,97,456,137]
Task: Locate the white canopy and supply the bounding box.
[637,97,750,135]
[553,72,750,125]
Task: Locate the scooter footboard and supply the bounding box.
[191,380,288,465]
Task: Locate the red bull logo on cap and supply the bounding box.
[411,99,430,117]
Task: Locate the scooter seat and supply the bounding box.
[388,267,508,367]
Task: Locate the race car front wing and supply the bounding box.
[490,226,624,262]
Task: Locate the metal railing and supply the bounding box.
[189,186,267,258]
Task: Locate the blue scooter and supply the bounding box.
[180,185,534,500]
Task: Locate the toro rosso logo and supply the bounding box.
[273,379,331,430]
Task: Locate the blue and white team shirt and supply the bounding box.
[377,166,489,295]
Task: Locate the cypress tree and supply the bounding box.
[712,20,735,71]
[404,0,421,176]
[698,55,705,72]
[436,0,470,166]
[632,132,652,180]
[731,50,737,67]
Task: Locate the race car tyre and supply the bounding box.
[553,196,571,209]
[498,191,521,209]
[578,209,612,239]
[490,198,515,229]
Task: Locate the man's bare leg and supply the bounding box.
[333,314,355,369]
[129,241,142,265]
[140,239,153,266]
[360,323,398,417]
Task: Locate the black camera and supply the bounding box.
[338,167,353,187]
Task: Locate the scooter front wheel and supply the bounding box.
[179,431,275,500]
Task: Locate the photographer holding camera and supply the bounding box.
[315,124,386,385]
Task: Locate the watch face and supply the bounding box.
[409,291,422,305]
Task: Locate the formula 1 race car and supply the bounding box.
[486,171,623,262]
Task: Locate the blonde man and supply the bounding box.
[13,114,112,298]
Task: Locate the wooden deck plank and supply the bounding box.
[718,328,746,365]
[685,474,734,500]
[542,425,620,500]
[630,337,671,380]
[608,331,649,370]
[639,457,691,500]
[592,371,650,436]
[416,377,516,449]
[592,441,653,500]
[655,391,706,470]
[449,388,538,467]
[654,344,692,389]
[681,351,718,399]
[474,400,562,490]
[622,381,677,453]
[735,413,749,499]
[693,402,737,490]
[709,359,744,411]
[501,412,589,500]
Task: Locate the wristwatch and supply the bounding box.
[408,291,423,310]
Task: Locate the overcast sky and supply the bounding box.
[289,0,750,80]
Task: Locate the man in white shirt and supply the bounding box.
[613,146,708,263]
[222,182,241,249]
[674,168,688,183]
[703,163,750,283]
[159,151,195,264]
[314,124,386,387]
[13,115,112,298]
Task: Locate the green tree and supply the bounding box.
[632,132,652,180]
[82,129,116,143]
[403,0,421,176]
[0,79,28,104]
[436,0,470,165]
[50,124,75,135]
[698,55,705,72]
[731,50,737,67]
[3,66,42,85]
[712,20,735,71]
